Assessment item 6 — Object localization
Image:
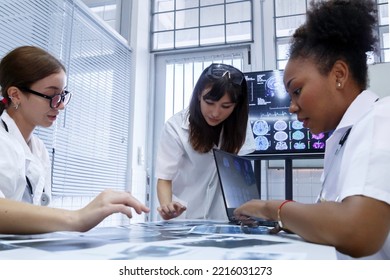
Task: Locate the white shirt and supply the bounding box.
[156,109,255,220]
[320,90,390,259]
[0,111,52,205]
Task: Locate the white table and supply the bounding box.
[0,220,336,260]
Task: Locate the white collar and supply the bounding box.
[335,90,379,132]
[1,110,34,160]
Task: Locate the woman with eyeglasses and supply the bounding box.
[234,0,390,259]
[156,63,255,221]
[0,46,149,234]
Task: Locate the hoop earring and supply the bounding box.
[14,103,19,110]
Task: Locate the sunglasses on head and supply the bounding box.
[205,63,245,86]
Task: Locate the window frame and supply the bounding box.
[150,0,254,52]
[274,0,389,69]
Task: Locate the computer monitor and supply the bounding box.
[245,70,330,157]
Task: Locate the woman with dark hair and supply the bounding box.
[234,0,390,259]
[156,63,255,220]
[0,46,149,234]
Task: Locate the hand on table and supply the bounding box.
[157,201,187,220]
[76,189,150,232]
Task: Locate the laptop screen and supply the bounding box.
[213,149,259,209]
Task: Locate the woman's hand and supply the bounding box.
[75,189,150,232]
[233,199,271,222]
[157,201,187,220]
[0,190,149,234]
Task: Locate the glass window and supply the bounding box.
[277,39,290,59]
[200,5,224,26]
[377,1,389,62]
[176,0,199,10]
[154,0,174,12]
[226,22,252,43]
[378,3,389,25]
[86,1,121,33]
[200,25,225,46]
[201,0,224,5]
[382,26,390,48]
[275,0,306,16]
[384,49,390,61]
[176,8,199,29]
[154,12,174,31]
[176,28,199,48]
[226,2,251,23]
[153,31,175,50]
[274,0,390,67]
[275,15,305,37]
[151,0,253,51]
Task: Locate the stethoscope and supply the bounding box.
[1,119,50,206]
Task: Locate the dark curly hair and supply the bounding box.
[289,0,378,90]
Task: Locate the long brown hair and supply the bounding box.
[188,63,249,154]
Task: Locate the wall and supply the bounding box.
[368,62,390,97]
[127,0,152,222]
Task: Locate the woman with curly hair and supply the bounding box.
[234,0,390,259]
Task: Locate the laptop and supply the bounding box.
[213,148,277,227]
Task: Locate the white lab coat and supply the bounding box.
[0,111,52,205]
[156,109,255,221]
[320,90,390,259]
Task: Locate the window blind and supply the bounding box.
[0,0,133,196]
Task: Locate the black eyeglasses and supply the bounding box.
[20,87,72,109]
[205,63,245,86]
